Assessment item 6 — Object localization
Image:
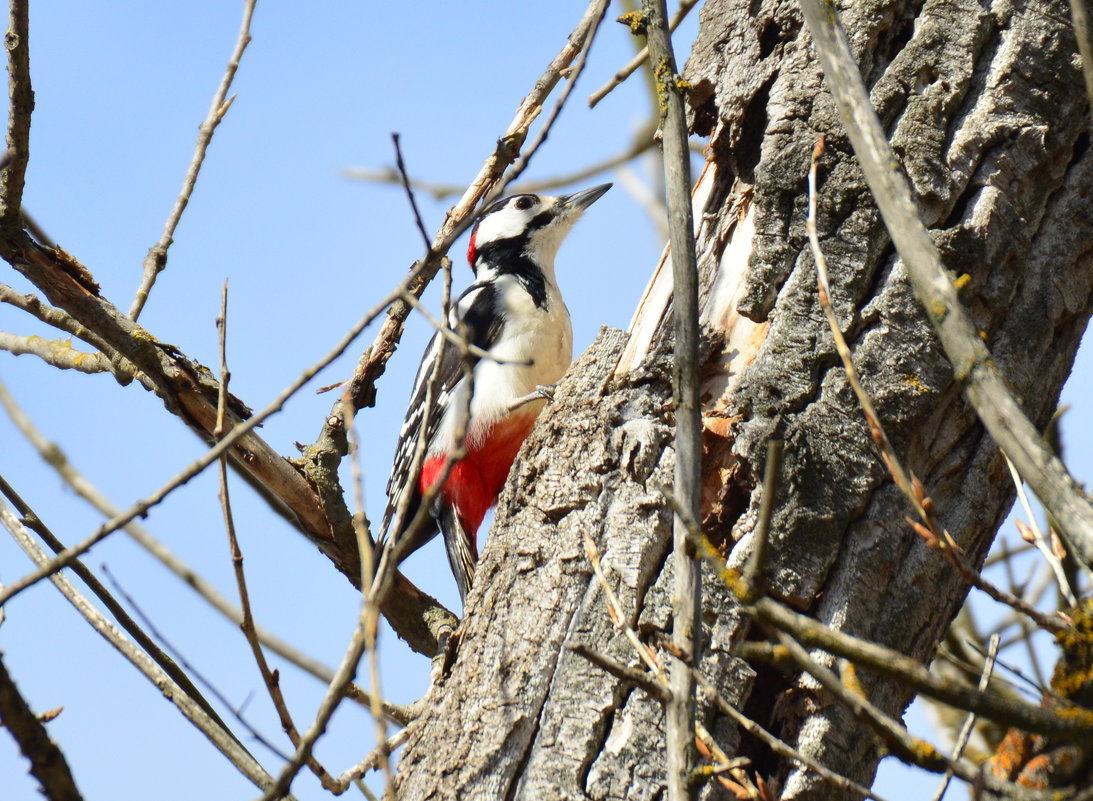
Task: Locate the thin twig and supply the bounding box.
[740,439,783,600]
[0,474,231,735]
[0,330,110,374]
[694,671,893,801]
[643,2,702,796]
[0,652,85,801]
[930,633,1000,801]
[344,124,656,201]
[213,284,339,788]
[797,0,1093,569]
[583,531,666,678]
[391,133,431,251]
[1004,452,1078,606]
[343,342,407,791]
[806,137,1066,636]
[570,643,671,701]
[997,541,1050,692]
[1068,0,1093,119]
[0,500,292,797]
[396,284,530,369]
[0,284,136,384]
[0,378,412,723]
[129,0,257,320]
[588,0,700,107]
[499,0,610,189]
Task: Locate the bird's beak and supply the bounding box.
[560,183,612,211]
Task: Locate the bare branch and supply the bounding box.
[0,330,110,373]
[1068,0,1093,117]
[344,124,655,200]
[797,0,1093,569]
[0,377,411,722]
[0,653,84,801]
[806,137,1067,636]
[642,2,702,797]
[391,133,432,251]
[752,596,1093,741]
[740,439,783,600]
[129,0,257,320]
[0,283,139,384]
[694,671,894,801]
[0,0,32,231]
[0,475,231,733]
[0,499,292,798]
[588,0,700,108]
[930,634,1000,801]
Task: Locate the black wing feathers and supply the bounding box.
[379,281,504,548]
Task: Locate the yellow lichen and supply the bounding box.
[617,10,648,35]
[910,737,941,763]
[652,58,676,115]
[903,374,928,393]
[1051,600,1093,710]
[841,661,865,698]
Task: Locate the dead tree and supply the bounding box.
[393,0,1093,797]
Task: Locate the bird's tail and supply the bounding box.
[439,505,478,605]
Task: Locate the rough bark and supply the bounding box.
[394,0,1093,797]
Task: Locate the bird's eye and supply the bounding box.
[515,196,535,211]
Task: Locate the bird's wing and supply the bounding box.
[379,281,505,546]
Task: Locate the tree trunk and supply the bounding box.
[393,0,1093,796]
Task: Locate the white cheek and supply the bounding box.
[475,208,533,243]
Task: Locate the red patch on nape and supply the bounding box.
[466,225,479,270]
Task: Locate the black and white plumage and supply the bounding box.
[380,183,611,604]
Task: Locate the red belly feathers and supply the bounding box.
[419,411,537,542]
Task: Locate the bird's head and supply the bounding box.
[466,183,611,275]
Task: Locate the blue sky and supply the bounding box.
[0,3,1088,800]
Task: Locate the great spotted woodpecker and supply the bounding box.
[380,183,611,604]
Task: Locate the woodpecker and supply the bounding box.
[380,183,611,604]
